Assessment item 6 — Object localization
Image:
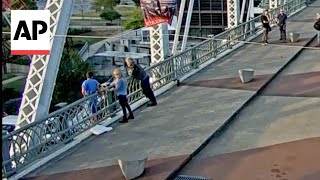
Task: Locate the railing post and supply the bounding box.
[107,91,116,117]
[191,49,198,69]
[251,19,256,35]
[212,38,217,58]
[2,130,13,176]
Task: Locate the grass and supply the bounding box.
[2,79,25,92]
[114,6,137,17]
[73,29,123,46]
[73,11,100,17]
[2,73,16,81]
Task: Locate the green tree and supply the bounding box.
[51,50,93,107]
[12,0,37,10]
[123,8,144,30]
[100,9,121,23]
[91,0,120,12]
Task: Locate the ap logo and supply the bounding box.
[11,10,51,55]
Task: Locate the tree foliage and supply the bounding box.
[123,8,144,30]
[91,0,120,12]
[51,50,93,107]
[12,0,37,10]
[100,9,121,22]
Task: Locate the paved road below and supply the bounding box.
[2,76,25,85]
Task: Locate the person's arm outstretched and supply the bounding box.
[81,81,86,97]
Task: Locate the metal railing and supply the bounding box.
[2,0,305,178]
[78,41,89,57]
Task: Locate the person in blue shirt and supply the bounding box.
[276,8,288,41]
[81,71,100,123]
[107,68,134,123]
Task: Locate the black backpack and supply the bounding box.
[314,18,320,31]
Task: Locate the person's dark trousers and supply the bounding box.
[118,95,133,122]
[279,24,286,40]
[141,76,157,105]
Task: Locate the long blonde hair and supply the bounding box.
[113,68,123,78]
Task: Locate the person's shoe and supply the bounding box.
[147,102,157,107]
[119,117,128,123]
[128,114,134,120]
[279,38,283,40]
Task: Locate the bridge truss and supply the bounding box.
[16,0,75,127]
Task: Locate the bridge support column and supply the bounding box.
[17,0,75,127]
[14,0,75,163]
[227,0,240,28]
[269,0,278,9]
[149,23,170,88]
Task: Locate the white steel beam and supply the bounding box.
[270,0,278,9]
[149,23,169,88]
[227,0,240,28]
[240,0,247,23]
[150,23,170,64]
[17,0,75,127]
[172,0,187,55]
[181,0,195,51]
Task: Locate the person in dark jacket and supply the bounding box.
[261,9,271,45]
[276,8,288,41]
[125,57,157,107]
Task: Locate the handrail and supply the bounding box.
[2,0,305,178]
[78,41,89,57]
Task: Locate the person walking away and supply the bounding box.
[261,9,271,45]
[276,8,288,42]
[81,71,100,124]
[107,68,134,123]
[125,57,157,107]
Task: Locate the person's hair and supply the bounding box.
[125,57,134,63]
[86,71,94,78]
[125,57,134,68]
[113,68,123,77]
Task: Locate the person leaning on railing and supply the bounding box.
[81,71,101,124]
[104,68,134,123]
[125,57,157,107]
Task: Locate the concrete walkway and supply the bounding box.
[2,76,25,85]
[179,28,320,180]
[27,3,319,180]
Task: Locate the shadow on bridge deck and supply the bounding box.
[26,2,320,180]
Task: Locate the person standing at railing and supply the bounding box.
[276,8,288,42]
[125,57,158,107]
[106,68,134,123]
[261,9,271,45]
[81,71,100,124]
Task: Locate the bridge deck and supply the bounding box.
[26,3,320,180]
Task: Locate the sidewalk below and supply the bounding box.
[2,76,25,85]
[26,4,318,180]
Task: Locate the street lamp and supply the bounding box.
[101,6,105,11]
